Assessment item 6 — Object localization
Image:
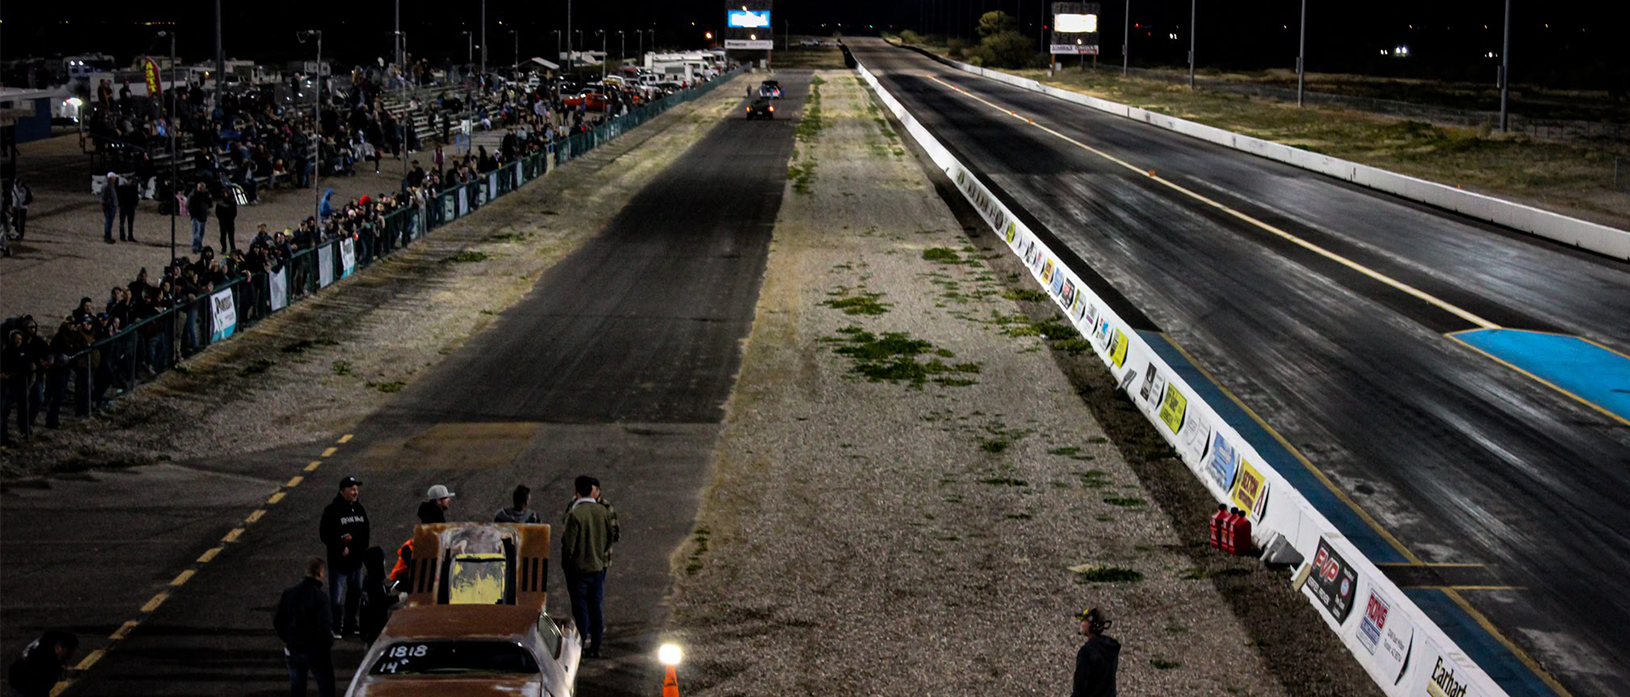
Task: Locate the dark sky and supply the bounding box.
[2,1,1625,88]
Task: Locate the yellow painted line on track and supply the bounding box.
[924,74,1501,331]
[1160,335,1571,695]
[267,492,286,505]
[285,476,304,488]
[338,433,354,443]
[245,509,266,524]
[321,447,338,457]
[140,592,168,613]
[169,570,195,587]
[51,681,70,696]
[1446,332,1630,429]
[73,650,104,672]
[305,460,322,472]
[196,547,223,564]
[108,621,139,641]
[222,528,245,544]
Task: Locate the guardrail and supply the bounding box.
[31,68,741,423]
[894,43,1630,261]
[854,54,1513,697]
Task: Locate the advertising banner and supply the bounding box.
[318,245,334,288]
[269,268,289,312]
[488,172,499,200]
[1159,383,1188,434]
[1357,586,1416,688]
[340,238,356,278]
[1051,3,1101,55]
[727,9,771,27]
[1306,538,1359,624]
[458,188,470,217]
[1206,432,1240,491]
[1414,637,1491,697]
[143,58,163,96]
[1230,459,1265,517]
[724,39,774,50]
[209,288,237,342]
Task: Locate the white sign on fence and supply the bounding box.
[318,245,334,288]
[458,190,469,217]
[209,288,237,342]
[340,238,356,278]
[269,268,289,311]
[488,172,499,200]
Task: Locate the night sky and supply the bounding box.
[2,1,1624,89]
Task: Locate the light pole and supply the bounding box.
[1121,0,1129,76]
[596,30,607,81]
[1187,0,1196,88]
[1498,0,1511,132]
[297,30,323,223]
[553,30,563,67]
[566,0,574,73]
[617,30,626,70]
[214,0,224,111]
[511,29,520,75]
[480,0,488,75]
[460,31,474,65]
[575,30,585,71]
[395,0,402,68]
[156,30,178,263]
[1295,0,1306,106]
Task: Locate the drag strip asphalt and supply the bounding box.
[849,38,1630,697]
[14,72,809,697]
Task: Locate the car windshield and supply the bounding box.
[369,641,540,676]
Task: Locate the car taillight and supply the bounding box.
[768,106,774,112]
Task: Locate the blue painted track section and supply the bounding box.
[1454,329,1630,424]
[1406,589,1556,697]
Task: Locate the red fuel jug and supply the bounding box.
[1209,504,1229,549]
[1230,511,1254,557]
[1220,508,1241,554]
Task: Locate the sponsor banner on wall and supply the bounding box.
[488,172,499,199]
[1307,538,1358,624]
[269,268,288,312]
[1206,432,1240,491]
[458,189,470,217]
[1138,363,1166,404]
[1415,638,1489,697]
[1004,221,1018,245]
[444,194,458,221]
[318,245,335,288]
[1108,327,1129,367]
[1230,459,1265,517]
[340,238,356,278]
[209,288,237,342]
[1158,383,1187,434]
[1357,586,1416,688]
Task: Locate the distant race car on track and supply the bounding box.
[758,80,782,99]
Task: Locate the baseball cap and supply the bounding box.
[1073,607,1110,623]
[426,484,456,500]
[338,476,362,488]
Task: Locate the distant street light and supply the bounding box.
[1498,0,1512,132]
[1121,0,1130,76]
[1296,0,1306,107]
[1187,0,1196,88]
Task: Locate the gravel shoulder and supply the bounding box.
[666,71,1381,696]
[0,76,749,478]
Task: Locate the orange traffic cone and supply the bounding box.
[662,664,681,697]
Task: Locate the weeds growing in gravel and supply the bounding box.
[685,526,711,575]
[788,162,816,194]
[1102,495,1146,507]
[282,337,339,354]
[445,250,489,263]
[823,326,981,388]
[331,360,352,376]
[922,247,972,264]
[368,380,406,393]
[1075,566,1144,583]
[822,292,892,316]
[240,358,275,376]
[1150,658,1183,670]
[1002,288,1049,302]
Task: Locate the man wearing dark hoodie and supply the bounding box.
[1072,606,1120,697]
[318,476,369,638]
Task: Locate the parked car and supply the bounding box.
[562,91,611,111]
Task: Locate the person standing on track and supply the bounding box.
[318,476,369,638]
[1071,606,1121,697]
[4,630,76,697]
[494,484,540,523]
[562,475,619,658]
[274,556,335,697]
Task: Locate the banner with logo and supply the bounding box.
[1306,537,1358,624]
[143,58,163,96]
[269,268,289,312]
[340,237,356,278]
[209,288,237,342]
[318,244,334,288]
[458,188,470,217]
[488,172,499,200]
[1356,586,1416,689]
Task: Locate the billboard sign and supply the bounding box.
[1051,3,1100,55]
[724,39,774,50]
[727,9,771,28]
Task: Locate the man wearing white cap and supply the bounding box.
[424,484,455,518]
[99,173,119,244]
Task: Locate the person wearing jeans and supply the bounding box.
[186,183,211,254]
[318,476,369,637]
[561,475,619,657]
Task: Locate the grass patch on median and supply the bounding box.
[1075,566,1145,584]
[787,161,816,195]
[795,80,825,144]
[822,293,892,316]
[444,250,489,263]
[823,326,981,388]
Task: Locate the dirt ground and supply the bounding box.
[0,75,751,477]
[664,71,1380,697]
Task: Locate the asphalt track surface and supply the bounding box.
[2,74,807,696]
[849,38,1630,697]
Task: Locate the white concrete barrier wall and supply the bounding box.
[856,59,1510,697]
[919,50,1630,261]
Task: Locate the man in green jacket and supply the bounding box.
[562,475,619,657]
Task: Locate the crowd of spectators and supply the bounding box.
[4,60,722,443]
